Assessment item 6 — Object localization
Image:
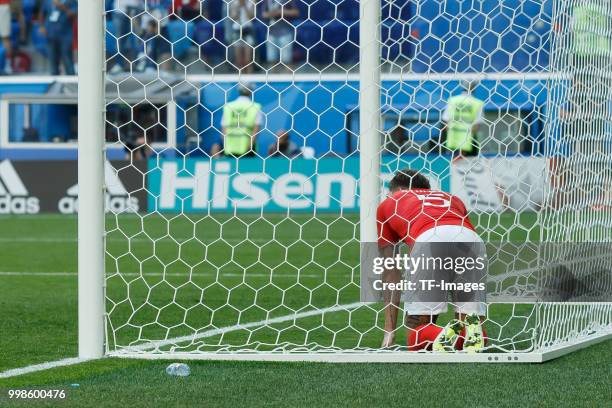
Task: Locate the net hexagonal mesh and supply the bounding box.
[101,0,612,359]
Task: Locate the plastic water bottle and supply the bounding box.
[165,363,191,377]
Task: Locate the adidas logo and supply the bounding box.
[0,160,40,214]
[58,161,139,214]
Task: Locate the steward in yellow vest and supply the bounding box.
[572,1,611,58]
[221,85,263,157]
[441,81,485,156]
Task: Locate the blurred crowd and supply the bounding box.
[107,0,304,74]
[0,0,311,75]
[0,0,551,76]
[0,0,78,74]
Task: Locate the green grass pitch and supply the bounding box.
[0,214,610,407]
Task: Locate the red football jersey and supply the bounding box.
[376,189,475,247]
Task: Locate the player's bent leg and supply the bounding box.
[455,305,487,352]
[405,314,441,351]
[404,304,449,351]
[462,313,486,353]
[404,292,447,351]
[432,319,464,352]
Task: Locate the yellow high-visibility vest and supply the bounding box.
[573,2,611,57]
[222,99,262,155]
[446,95,484,153]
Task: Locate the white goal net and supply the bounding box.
[77,0,612,362]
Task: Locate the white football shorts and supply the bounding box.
[403,225,487,316]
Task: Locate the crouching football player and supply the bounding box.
[377,169,487,352]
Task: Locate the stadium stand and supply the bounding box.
[0,0,550,74]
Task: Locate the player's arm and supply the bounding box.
[377,201,403,347]
[380,243,402,347]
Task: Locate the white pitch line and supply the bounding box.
[0,357,91,379]
[0,272,78,276]
[114,301,365,354]
[0,302,365,378]
[0,237,78,243]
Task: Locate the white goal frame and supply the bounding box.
[78,0,105,360]
[77,0,612,363]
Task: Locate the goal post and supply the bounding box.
[359,0,381,249]
[76,0,612,363]
[78,0,105,359]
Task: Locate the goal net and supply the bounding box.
[78,0,612,362]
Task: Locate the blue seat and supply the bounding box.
[398,0,413,21]
[511,49,531,72]
[193,20,213,45]
[309,0,334,21]
[295,0,311,22]
[530,10,551,71]
[166,20,196,59]
[381,21,408,61]
[322,20,346,49]
[409,19,429,73]
[501,31,520,53]
[295,20,320,50]
[533,31,550,71]
[416,0,440,21]
[337,0,358,21]
[490,49,510,72]
[0,45,5,71]
[310,22,333,64]
[413,37,450,73]
[10,21,20,48]
[322,20,355,64]
[382,0,410,22]
[296,20,332,64]
[106,21,118,56]
[207,0,224,21]
[336,21,358,63]
[193,20,226,62]
[517,0,546,19]
[479,31,499,71]
[250,20,267,47]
